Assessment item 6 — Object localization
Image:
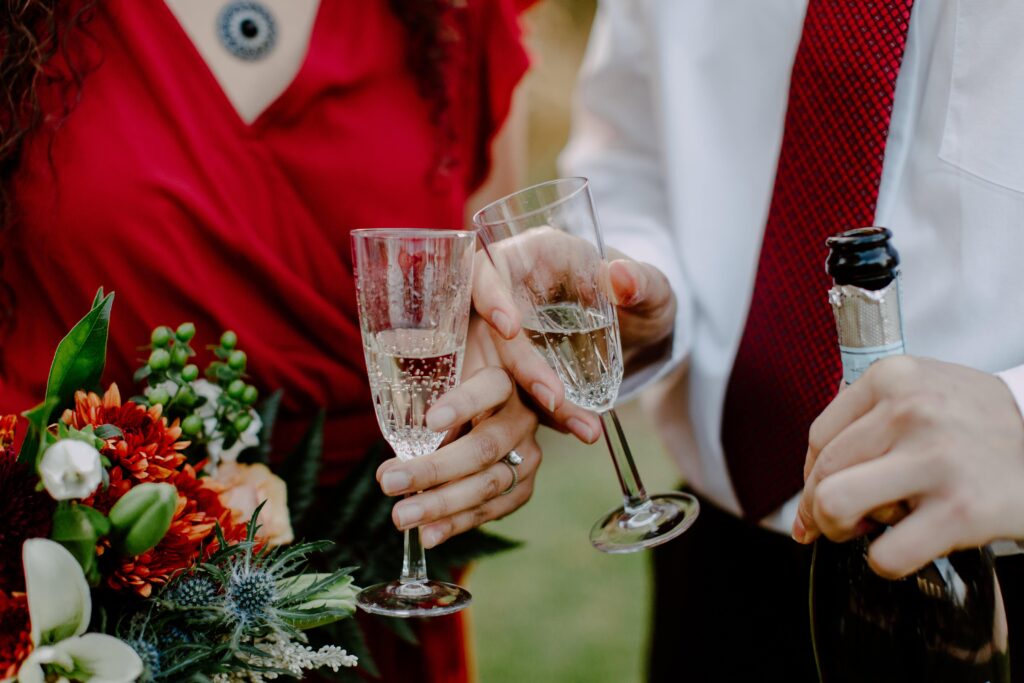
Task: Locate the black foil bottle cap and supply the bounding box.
[825,227,900,291]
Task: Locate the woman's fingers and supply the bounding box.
[492,332,602,443]
[378,396,535,496]
[420,473,536,549]
[472,250,521,339]
[425,366,514,432]
[392,440,542,540]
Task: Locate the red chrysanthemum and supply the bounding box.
[0,415,54,593]
[109,464,244,597]
[64,385,188,515]
[63,385,245,597]
[0,590,32,679]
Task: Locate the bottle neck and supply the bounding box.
[829,278,905,384]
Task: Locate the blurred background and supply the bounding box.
[467,2,683,681]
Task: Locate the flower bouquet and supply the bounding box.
[0,291,359,682]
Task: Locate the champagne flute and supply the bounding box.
[473,178,699,553]
[351,228,475,617]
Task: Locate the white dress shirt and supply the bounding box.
[562,0,1024,531]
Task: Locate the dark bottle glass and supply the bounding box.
[810,227,1010,683]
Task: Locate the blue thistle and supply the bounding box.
[166,575,220,608]
[226,565,277,624]
[128,638,161,682]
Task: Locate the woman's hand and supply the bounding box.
[374,318,544,548]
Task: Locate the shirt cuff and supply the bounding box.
[997,364,1024,421]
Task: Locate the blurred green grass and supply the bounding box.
[469,402,678,683]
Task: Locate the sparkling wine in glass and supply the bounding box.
[474,178,699,553]
[351,228,475,617]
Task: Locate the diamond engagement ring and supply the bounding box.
[499,450,523,496]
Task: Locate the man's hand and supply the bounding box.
[471,232,677,440]
[794,356,1024,579]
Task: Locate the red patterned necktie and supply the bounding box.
[720,0,915,521]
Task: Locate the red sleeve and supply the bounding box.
[462,0,532,192]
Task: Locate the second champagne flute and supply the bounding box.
[351,228,475,617]
[474,178,699,553]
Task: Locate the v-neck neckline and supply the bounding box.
[156,0,327,135]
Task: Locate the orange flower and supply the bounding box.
[108,464,245,597]
[212,462,294,547]
[63,385,245,597]
[64,385,188,495]
[0,590,31,679]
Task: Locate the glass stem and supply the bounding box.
[600,409,650,514]
[400,505,428,586]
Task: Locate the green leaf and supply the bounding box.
[18,396,60,465]
[50,504,102,582]
[94,424,124,440]
[45,289,114,411]
[252,389,283,465]
[281,409,324,528]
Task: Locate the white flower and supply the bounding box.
[191,378,223,420]
[11,539,142,683]
[210,634,356,682]
[38,440,103,501]
[192,379,262,469]
[209,410,262,466]
[143,379,179,401]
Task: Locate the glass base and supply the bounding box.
[590,492,700,554]
[356,579,472,618]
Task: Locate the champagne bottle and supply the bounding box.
[810,227,1010,682]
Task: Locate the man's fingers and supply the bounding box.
[425,366,514,432]
[610,260,677,349]
[391,441,542,531]
[609,259,670,313]
[473,251,521,339]
[804,379,876,479]
[809,453,933,543]
[796,404,898,540]
[867,503,956,579]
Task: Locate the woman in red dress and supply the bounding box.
[0,1,570,680]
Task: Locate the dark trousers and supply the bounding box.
[648,492,1024,682]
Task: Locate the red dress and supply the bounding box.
[0,1,530,681]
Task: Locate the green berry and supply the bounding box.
[171,345,190,368]
[148,348,171,371]
[181,364,199,382]
[176,387,196,408]
[220,331,238,350]
[181,414,203,436]
[148,387,170,406]
[227,350,247,371]
[233,414,253,433]
[175,322,196,342]
[227,379,246,400]
[241,385,259,405]
[150,326,172,348]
